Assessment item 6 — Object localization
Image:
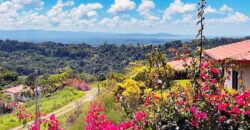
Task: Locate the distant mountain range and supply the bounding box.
[0,30,187,45]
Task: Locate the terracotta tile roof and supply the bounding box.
[204,40,250,61]
[2,85,24,94]
[168,58,192,70]
[168,60,186,70]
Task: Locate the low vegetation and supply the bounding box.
[0,87,84,130]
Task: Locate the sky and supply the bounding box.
[0,0,250,36]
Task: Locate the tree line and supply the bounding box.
[0,36,249,77]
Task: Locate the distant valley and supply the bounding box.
[0,30,187,45]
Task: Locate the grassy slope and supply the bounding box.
[59,86,128,129]
[59,80,191,129]
[0,87,85,130]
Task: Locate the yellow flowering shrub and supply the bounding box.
[116,79,142,99]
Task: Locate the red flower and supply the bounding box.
[145,97,151,106]
[231,106,241,115]
[190,107,197,115]
[211,79,217,85]
[200,112,208,119]
[191,119,198,127]
[218,103,227,111]
[218,116,226,123]
[31,122,39,130]
[210,68,219,75]
[134,111,147,122]
[244,110,250,115]
[236,96,245,106]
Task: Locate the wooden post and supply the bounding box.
[98,84,100,95]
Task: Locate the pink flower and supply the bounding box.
[236,97,245,106]
[218,116,226,123]
[134,111,147,122]
[50,114,55,120]
[202,86,208,91]
[31,122,39,130]
[218,103,227,111]
[200,112,208,119]
[145,97,151,106]
[231,106,241,115]
[244,110,250,115]
[190,107,197,115]
[211,79,217,85]
[191,119,198,127]
[210,67,219,75]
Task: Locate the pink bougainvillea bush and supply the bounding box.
[14,105,62,130]
[85,102,149,130]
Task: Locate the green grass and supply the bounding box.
[60,89,128,129]
[24,87,85,113]
[172,79,191,87]
[0,87,85,130]
[58,102,91,130]
[155,79,191,97]
[101,91,128,124]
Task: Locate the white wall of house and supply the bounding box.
[3,92,16,101]
[224,68,233,89]
[242,66,250,90]
[223,66,250,90]
[3,92,28,102]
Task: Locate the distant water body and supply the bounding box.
[0,30,193,46]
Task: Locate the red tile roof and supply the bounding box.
[204,40,250,62]
[2,85,24,94]
[168,58,192,70]
[168,60,186,70]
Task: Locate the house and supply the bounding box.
[167,60,186,70]
[64,79,91,91]
[204,40,250,90]
[167,58,192,71]
[1,85,28,102]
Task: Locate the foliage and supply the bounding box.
[37,68,75,93]
[15,104,62,130]
[0,40,152,75]
[76,72,97,82]
[24,87,84,113]
[0,87,84,130]
[0,99,16,115]
[0,36,249,76]
[0,66,19,88]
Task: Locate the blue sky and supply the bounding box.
[0,0,250,36]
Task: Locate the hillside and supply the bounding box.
[0,37,249,76]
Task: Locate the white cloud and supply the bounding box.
[108,0,136,14]
[0,1,14,13]
[137,0,158,20]
[219,4,233,13]
[205,6,217,14]
[163,0,196,20]
[46,0,102,27]
[173,14,195,24]
[207,12,248,24]
[70,3,103,18]
[11,0,43,5]
[204,4,248,24]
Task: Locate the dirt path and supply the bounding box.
[10,88,98,130]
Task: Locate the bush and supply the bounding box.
[174,70,188,79]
